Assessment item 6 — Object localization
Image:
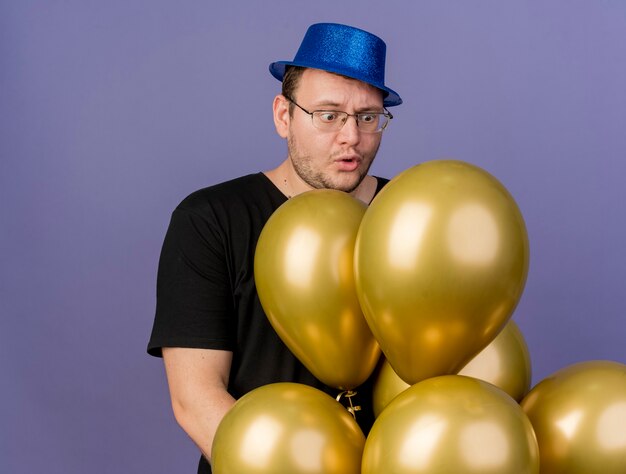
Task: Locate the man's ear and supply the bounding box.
[273,94,290,138]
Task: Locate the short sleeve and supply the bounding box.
[147,207,235,357]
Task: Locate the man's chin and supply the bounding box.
[296,166,367,194]
[326,174,364,194]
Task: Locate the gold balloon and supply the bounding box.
[371,357,410,419]
[372,320,532,417]
[255,190,380,390]
[363,375,539,473]
[459,319,532,401]
[212,383,365,474]
[355,160,529,384]
[521,360,626,474]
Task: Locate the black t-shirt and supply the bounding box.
[147,173,388,473]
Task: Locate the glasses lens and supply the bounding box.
[311,111,390,132]
[312,111,348,130]
[359,113,387,132]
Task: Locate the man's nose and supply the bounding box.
[337,115,361,144]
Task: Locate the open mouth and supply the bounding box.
[335,156,360,171]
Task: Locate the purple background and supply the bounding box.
[2,1,625,472]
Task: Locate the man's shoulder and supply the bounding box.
[175,173,283,216]
[178,173,263,204]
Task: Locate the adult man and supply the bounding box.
[147,23,402,472]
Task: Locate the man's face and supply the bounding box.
[284,68,385,193]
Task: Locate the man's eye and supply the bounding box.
[359,114,377,123]
[318,112,338,122]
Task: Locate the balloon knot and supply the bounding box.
[336,390,361,418]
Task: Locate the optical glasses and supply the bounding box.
[284,95,393,133]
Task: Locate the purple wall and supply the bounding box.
[2,1,625,472]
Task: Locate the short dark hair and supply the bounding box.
[281,66,306,116]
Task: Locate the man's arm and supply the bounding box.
[162,347,236,463]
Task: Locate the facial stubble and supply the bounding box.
[286,134,381,193]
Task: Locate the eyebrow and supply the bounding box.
[311,100,384,112]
